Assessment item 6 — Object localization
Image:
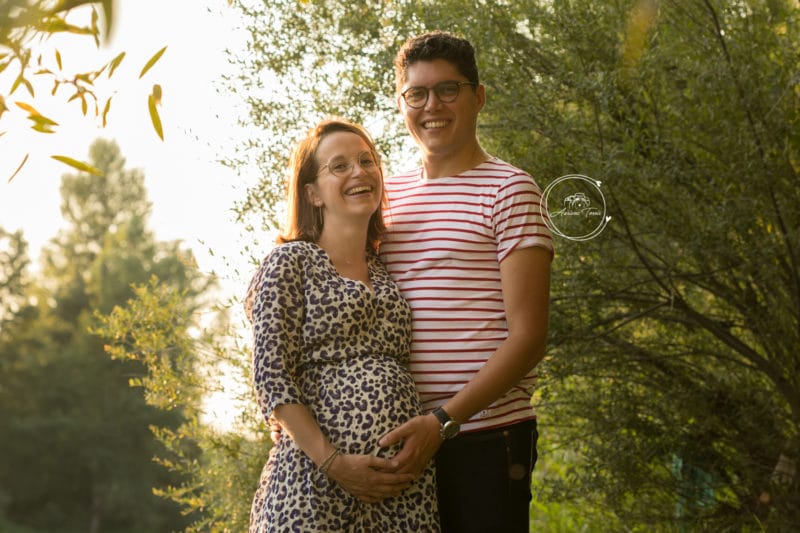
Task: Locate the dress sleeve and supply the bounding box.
[493,172,554,263]
[245,245,306,421]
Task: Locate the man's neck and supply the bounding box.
[422,142,490,179]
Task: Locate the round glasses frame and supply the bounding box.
[318,151,380,178]
[400,81,478,109]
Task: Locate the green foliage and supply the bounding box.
[530,447,623,532]
[525,1,800,528]
[229,0,800,529]
[97,278,205,413]
[226,0,424,233]
[0,139,208,531]
[95,278,267,532]
[0,227,29,323]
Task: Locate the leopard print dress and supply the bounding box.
[245,241,440,532]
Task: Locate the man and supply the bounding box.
[377,31,553,532]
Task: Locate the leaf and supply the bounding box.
[31,120,57,133]
[14,101,41,115]
[31,114,59,127]
[51,155,104,176]
[9,74,22,95]
[55,49,62,70]
[7,154,29,184]
[90,65,106,81]
[81,94,88,115]
[36,16,69,32]
[101,0,114,39]
[152,83,162,105]
[18,105,59,133]
[148,93,164,140]
[22,78,35,97]
[139,46,167,79]
[51,80,60,96]
[102,96,112,127]
[107,51,125,78]
[36,17,94,35]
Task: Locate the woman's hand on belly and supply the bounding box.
[325,453,415,503]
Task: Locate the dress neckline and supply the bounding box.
[309,242,375,297]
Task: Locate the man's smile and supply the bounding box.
[422,120,449,129]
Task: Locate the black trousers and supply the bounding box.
[435,419,538,533]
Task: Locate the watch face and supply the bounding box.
[442,420,460,439]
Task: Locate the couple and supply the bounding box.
[244,31,553,532]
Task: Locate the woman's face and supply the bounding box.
[306,131,383,224]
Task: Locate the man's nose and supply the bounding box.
[424,89,443,111]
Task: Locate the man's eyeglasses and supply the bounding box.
[400,81,478,109]
[318,151,380,178]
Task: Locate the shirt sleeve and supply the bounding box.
[245,245,306,421]
[493,172,554,263]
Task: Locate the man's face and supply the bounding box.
[397,59,485,160]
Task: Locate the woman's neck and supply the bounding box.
[316,223,372,291]
[316,225,368,266]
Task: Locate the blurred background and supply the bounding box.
[1,0,798,531]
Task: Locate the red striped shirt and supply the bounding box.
[380,158,553,432]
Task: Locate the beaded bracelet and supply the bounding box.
[319,449,340,475]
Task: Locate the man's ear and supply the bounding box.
[305,184,322,207]
[476,84,486,112]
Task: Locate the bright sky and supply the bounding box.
[0,0,254,300]
[0,1,258,429]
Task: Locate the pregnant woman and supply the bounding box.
[244,118,439,532]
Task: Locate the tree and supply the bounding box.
[503,2,800,528]
[0,227,29,323]
[227,0,799,529]
[0,139,210,532]
[95,278,265,533]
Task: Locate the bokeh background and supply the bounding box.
[1,1,798,531]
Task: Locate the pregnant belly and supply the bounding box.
[299,354,421,456]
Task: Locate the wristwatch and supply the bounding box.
[432,407,460,440]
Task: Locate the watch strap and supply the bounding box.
[432,407,460,439]
[432,407,452,425]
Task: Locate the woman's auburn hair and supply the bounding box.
[277,118,387,252]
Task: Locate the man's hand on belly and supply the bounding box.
[378,414,442,476]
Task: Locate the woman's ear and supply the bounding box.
[305,183,322,207]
